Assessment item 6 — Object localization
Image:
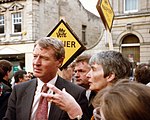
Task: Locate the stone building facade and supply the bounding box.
[112,0,150,64]
[91,0,150,64]
[0,0,101,72]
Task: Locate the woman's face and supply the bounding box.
[86,63,108,92]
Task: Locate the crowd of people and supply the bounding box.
[0,37,150,120]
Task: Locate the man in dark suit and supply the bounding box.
[74,54,96,118]
[4,37,89,120]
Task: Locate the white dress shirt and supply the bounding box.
[30,75,57,120]
[86,89,91,101]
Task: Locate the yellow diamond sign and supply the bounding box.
[96,0,114,31]
[47,19,86,70]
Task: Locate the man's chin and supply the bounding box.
[89,86,94,91]
[33,72,41,78]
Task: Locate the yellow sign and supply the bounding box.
[47,19,86,70]
[97,0,114,31]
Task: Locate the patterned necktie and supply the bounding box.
[35,83,49,120]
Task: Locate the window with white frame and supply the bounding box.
[12,12,22,33]
[0,15,4,34]
[124,0,138,13]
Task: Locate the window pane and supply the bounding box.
[14,24,21,32]
[0,26,4,34]
[125,0,138,12]
[12,12,22,33]
[82,25,87,44]
[0,15,4,34]
[0,15,4,25]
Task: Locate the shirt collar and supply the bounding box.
[37,75,58,90]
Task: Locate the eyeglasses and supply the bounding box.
[93,107,105,120]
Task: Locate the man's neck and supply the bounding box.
[80,84,90,90]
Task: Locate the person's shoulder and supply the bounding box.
[2,83,11,91]
[13,78,37,89]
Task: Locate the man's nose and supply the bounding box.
[74,71,80,78]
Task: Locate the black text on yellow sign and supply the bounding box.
[47,19,86,70]
[55,28,76,48]
[96,0,114,31]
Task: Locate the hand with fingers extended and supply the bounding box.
[41,84,83,119]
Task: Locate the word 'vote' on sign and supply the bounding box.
[47,19,86,70]
[56,28,76,48]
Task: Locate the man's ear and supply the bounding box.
[19,78,23,82]
[57,57,64,68]
[6,71,10,77]
[106,72,115,82]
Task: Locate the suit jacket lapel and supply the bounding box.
[48,76,64,120]
[21,79,37,120]
[88,91,96,118]
[89,91,96,105]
